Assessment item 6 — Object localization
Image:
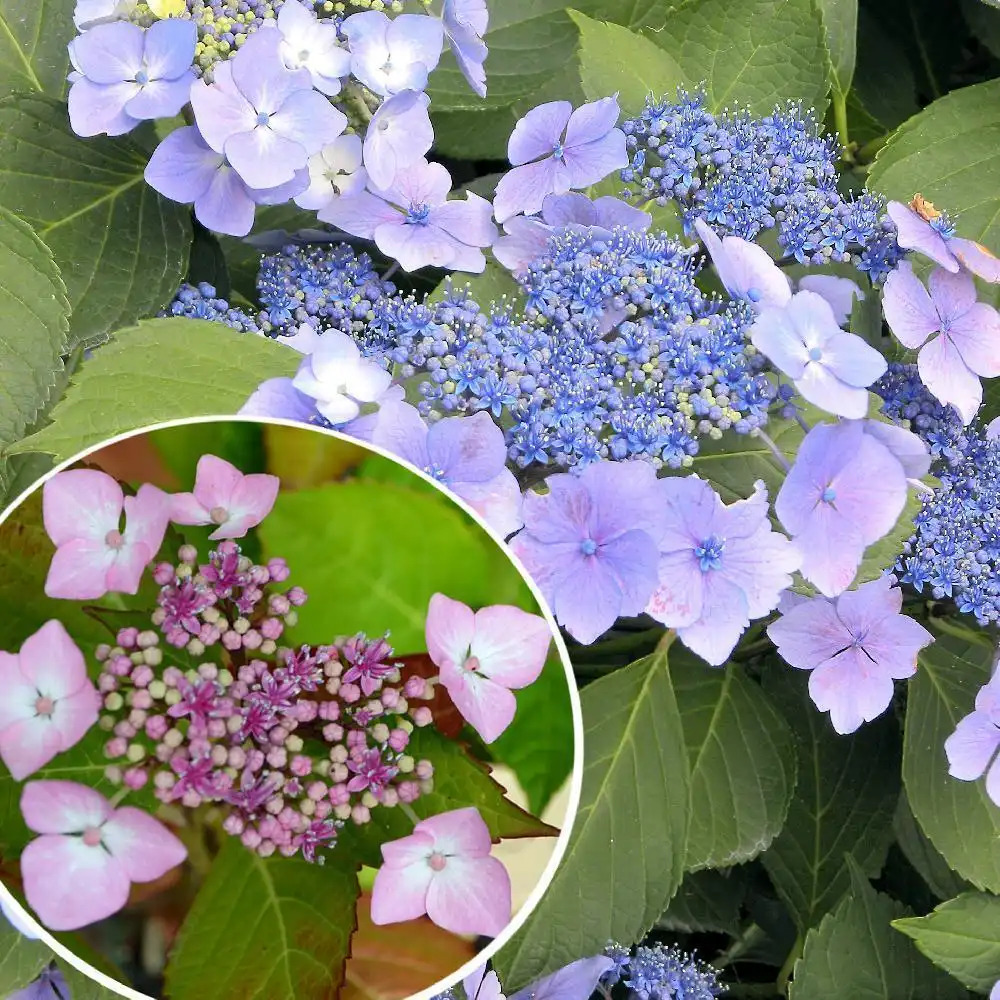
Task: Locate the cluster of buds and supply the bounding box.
[95,541,436,863]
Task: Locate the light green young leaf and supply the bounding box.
[10,318,299,461]
[893,893,1000,993]
[494,646,690,990]
[0,95,191,346]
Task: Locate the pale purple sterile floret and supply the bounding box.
[694,217,791,312]
[369,406,523,538]
[189,27,347,191]
[775,421,909,597]
[322,158,497,273]
[750,290,887,419]
[276,0,351,96]
[441,0,489,99]
[341,11,444,97]
[68,19,197,137]
[768,575,933,735]
[510,461,666,645]
[944,670,1000,806]
[145,125,308,237]
[882,262,1000,423]
[361,90,434,191]
[646,478,800,666]
[493,97,629,223]
[293,134,368,212]
[494,191,651,272]
[796,274,864,325]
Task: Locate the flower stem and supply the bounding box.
[832,91,851,160]
[755,429,791,472]
[776,931,804,995]
[399,801,420,827]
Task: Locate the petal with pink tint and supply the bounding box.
[45,538,116,600]
[369,855,432,924]
[767,597,847,670]
[49,686,100,754]
[416,805,493,857]
[882,262,940,349]
[0,717,63,780]
[451,471,524,539]
[42,470,122,546]
[21,835,129,930]
[18,620,87,700]
[20,780,109,834]
[123,484,170,555]
[425,854,511,936]
[675,572,749,667]
[379,827,435,868]
[169,492,211,525]
[809,647,896,735]
[952,237,1000,283]
[948,303,1000,378]
[100,806,187,882]
[208,472,280,540]
[192,454,244,509]
[944,712,1000,780]
[425,593,475,671]
[507,101,572,165]
[918,333,982,423]
[0,652,35,731]
[469,605,551,688]
[439,665,517,744]
[105,540,153,595]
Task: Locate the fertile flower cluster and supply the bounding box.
[877,363,1000,624]
[619,91,904,280]
[1,451,553,938]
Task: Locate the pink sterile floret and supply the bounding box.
[0,621,100,780]
[20,780,186,930]
[370,806,511,936]
[425,594,551,743]
[170,454,280,540]
[43,469,170,600]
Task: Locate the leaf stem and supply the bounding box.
[776,931,803,996]
[832,90,852,161]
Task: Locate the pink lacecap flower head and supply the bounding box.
[43,470,170,600]
[20,780,187,930]
[369,806,511,936]
[0,620,100,780]
[170,454,280,539]
[425,594,551,743]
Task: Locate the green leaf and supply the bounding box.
[165,839,359,1000]
[848,8,918,138]
[962,0,1000,57]
[494,646,690,989]
[59,966,130,1000]
[854,489,920,586]
[816,0,858,97]
[0,0,73,102]
[257,477,531,653]
[789,862,968,999]
[894,791,972,902]
[760,666,900,929]
[893,893,1000,993]
[869,79,1000,307]
[646,0,831,117]
[0,206,70,450]
[0,95,191,346]
[903,635,1000,893]
[10,318,299,460]
[572,12,684,117]
[657,866,749,935]
[339,725,557,869]
[490,655,575,816]
[0,919,52,994]
[673,653,797,871]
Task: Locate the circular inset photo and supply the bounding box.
[0,418,580,1000]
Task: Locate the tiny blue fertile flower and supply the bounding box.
[68,19,197,137]
[750,290,887,419]
[944,670,1000,805]
[362,90,434,191]
[494,97,629,222]
[776,421,909,596]
[442,0,489,99]
[647,477,799,666]
[189,27,347,190]
[342,11,444,97]
[768,576,933,734]
[370,406,523,537]
[145,125,308,237]
[323,158,497,273]
[510,460,666,644]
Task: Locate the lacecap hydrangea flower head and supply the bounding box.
[0,452,554,937]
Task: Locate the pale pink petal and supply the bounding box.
[767,598,848,669]
[646,549,705,628]
[809,647,896,734]
[439,665,517,744]
[0,718,63,780]
[451,472,524,539]
[952,238,1000,283]
[415,805,492,857]
[100,807,187,882]
[170,492,211,525]
[379,827,435,869]
[948,304,1000,378]
[208,472,280,540]
[192,454,244,509]
[468,605,551,688]
[675,572,749,666]
[49,686,100,753]
[18,620,87,699]
[425,593,475,672]
[45,538,117,600]
[0,652,36,731]
[918,334,982,423]
[21,835,129,930]
[42,470,122,546]
[123,484,171,555]
[20,781,110,834]
[882,262,940,349]
[425,854,511,936]
[105,541,154,595]
[369,856,432,924]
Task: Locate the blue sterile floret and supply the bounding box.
[876,363,1000,623]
